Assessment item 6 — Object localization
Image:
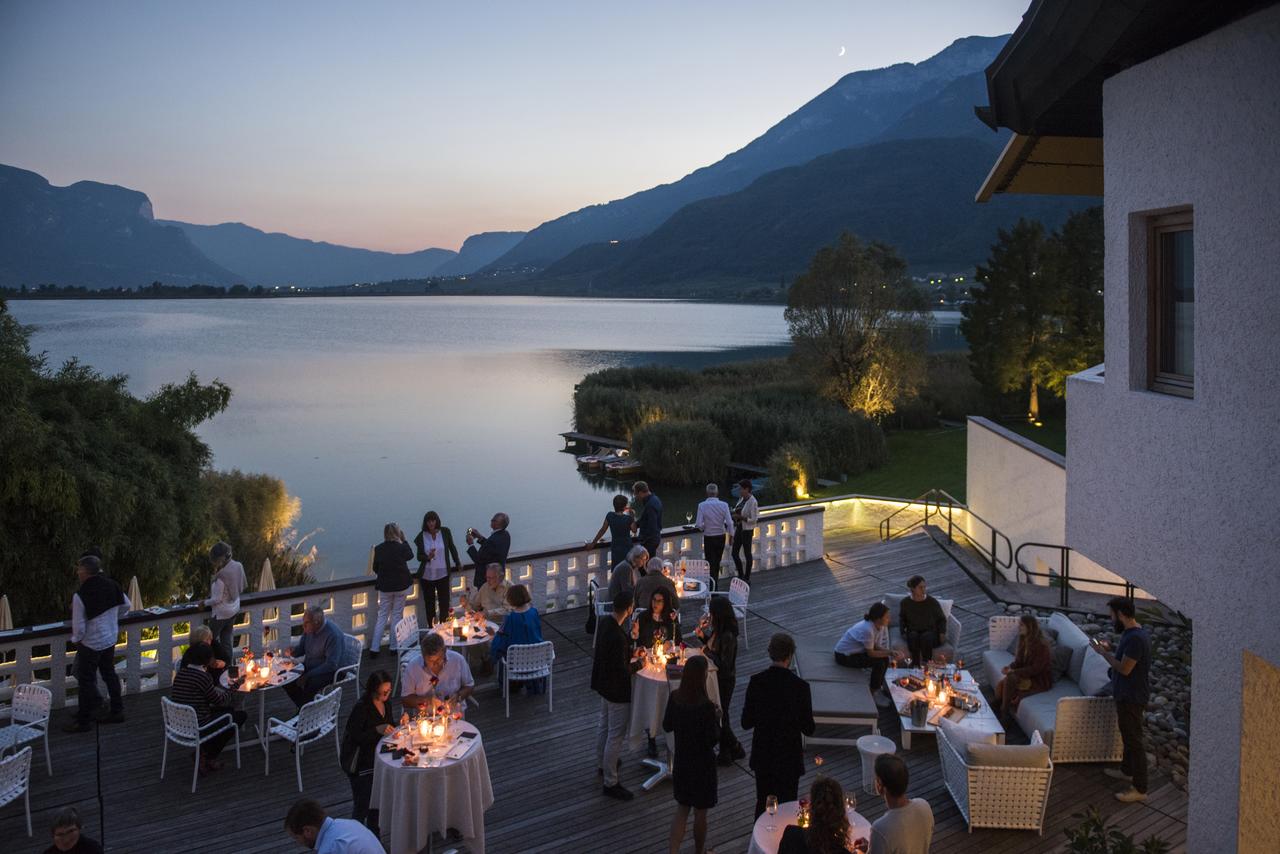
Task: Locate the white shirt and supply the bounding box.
[835,619,887,656]
[71,591,132,651]
[421,530,447,581]
[870,798,934,854]
[314,816,384,854]
[735,493,759,530]
[206,559,247,620]
[402,649,475,709]
[695,497,733,537]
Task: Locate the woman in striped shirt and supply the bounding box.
[170,643,246,775]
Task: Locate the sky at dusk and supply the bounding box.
[0,1,1028,253]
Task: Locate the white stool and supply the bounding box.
[856,734,896,794]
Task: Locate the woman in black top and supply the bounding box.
[340,670,395,834]
[634,588,679,648]
[778,776,858,854]
[899,575,948,665]
[663,655,720,854]
[696,594,745,764]
[371,523,415,655]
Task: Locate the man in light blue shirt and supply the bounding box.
[695,482,734,585]
[284,798,382,853]
[401,632,475,714]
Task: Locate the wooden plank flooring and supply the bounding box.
[0,529,1187,853]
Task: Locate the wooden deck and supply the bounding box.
[0,529,1188,853]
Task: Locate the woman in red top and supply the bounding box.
[994,615,1053,719]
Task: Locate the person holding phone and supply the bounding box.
[414,510,461,627]
[340,671,395,838]
[1090,597,1152,804]
[466,513,511,590]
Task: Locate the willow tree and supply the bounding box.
[785,232,927,420]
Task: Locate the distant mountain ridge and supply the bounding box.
[160,220,457,288]
[484,35,1010,271]
[0,164,241,288]
[433,231,526,277]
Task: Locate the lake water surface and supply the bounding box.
[10,297,792,576]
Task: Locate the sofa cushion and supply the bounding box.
[1049,613,1091,683]
[1078,648,1113,698]
[1015,681,1084,747]
[795,642,871,685]
[809,679,878,719]
[882,592,907,627]
[938,714,998,751]
[967,741,1051,769]
[1050,641,1074,680]
[982,649,1013,690]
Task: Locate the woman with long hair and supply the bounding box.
[778,776,855,854]
[635,588,679,648]
[370,522,414,656]
[663,655,720,854]
[994,614,1053,718]
[339,670,395,836]
[696,594,745,765]
[414,510,461,627]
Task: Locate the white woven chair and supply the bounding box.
[0,745,32,836]
[334,633,363,687]
[499,641,555,718]
[160,696,241,793]
[0,684,52,776]
[391,614,424,694]
[710,577,751,647]
[266,686,342,791]
[937,725,1054,834]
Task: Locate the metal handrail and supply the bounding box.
[1014,541,1137,608]
[877,488,1014,584]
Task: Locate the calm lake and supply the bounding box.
[10,297,796,576]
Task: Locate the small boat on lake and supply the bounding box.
[576,446,619,471]
[604,452,643,477]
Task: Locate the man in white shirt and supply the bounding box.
[731,479,760,582]
[64,554,131,732]
[869,753,934,854]
[401,633,475,714]
[284,798,383,854]
[694,482,734,586]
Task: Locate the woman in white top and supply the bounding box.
[834,602,897,702]
[206,542,247,655]
[731,479,759,582]
[413,511,461,627]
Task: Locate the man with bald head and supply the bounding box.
[466,512,511,589]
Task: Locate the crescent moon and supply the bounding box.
[838,46,846,57]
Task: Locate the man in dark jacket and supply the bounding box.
[466,512,511,589]
[631,482,663,558]
[591,591,639,801]
[741,632,816,817]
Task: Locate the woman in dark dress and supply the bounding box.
[339,670,395,835]
[994,614,1054,719]
[589,494,635,570]
[778,776,858,854]
[663,655,720,854]
[635,588,679,648]
[696,594,745,765]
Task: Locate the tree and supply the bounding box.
[962,209,1103,421]
[785,232,927,420]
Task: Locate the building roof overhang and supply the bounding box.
[975,133,1103,203]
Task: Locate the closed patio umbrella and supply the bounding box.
[258,557,275,592]
[0,595,12,631]
[127,576,143,611]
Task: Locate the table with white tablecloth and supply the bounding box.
[219,663,301,753]
[370,720,495,854]
[746,801,872,854]
[628,652,721,789]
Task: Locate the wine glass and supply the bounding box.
[685,510,693,525]
[844,792,857,813]
[903,655,913,677]
[765,795,779,831]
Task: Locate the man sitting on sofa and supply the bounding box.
[899,575,948,665]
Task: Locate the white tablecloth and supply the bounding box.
[746,802,871,854]
[370,720,495,854]
[628,653,720,746]
[433,620,500,648]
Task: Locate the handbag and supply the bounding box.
[585,587,598,636]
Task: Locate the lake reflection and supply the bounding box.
[11,297,791,575]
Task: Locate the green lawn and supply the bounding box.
[811,417,1065,502]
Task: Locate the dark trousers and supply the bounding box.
[754,769,800,818]
[74,643,122,723]
[717,679,740,755]
[641,538,661,561]
[835,650,888,691]
[419,576,451,626]
[703,535,726,583]
[1116,701,1148,793]
[208,615,238,656]
[202,709,247,759]
[902,629,940,664]
[732,529,754,580]
[284,674,325,708]
[347,771,382,832]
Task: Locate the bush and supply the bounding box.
[631,420,731,486]
[766,443,816,500]
[799,408,887,478]
[573,386,662,439]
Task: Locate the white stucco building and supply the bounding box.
[976,2,1280,850]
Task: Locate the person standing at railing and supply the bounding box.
[63,554,131,732]
[632,481,664,559]
[205,541,246,656]
[694,482,733,586]
[589,494,635,572]
[465,512,511,590]
[414,510,461,628]
[369,523,414,659]
[731,479,759,582]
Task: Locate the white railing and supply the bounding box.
[0,503,824,709]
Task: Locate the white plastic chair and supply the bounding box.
[0,684,52,776]
[499,641,555,718]
[589,579,612,649]
[391,613,424,694]
[711,577,751,647]
[0,745,32,836]
[334,633,363,687]
[266,686,342,792]
[160,696,241,793]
